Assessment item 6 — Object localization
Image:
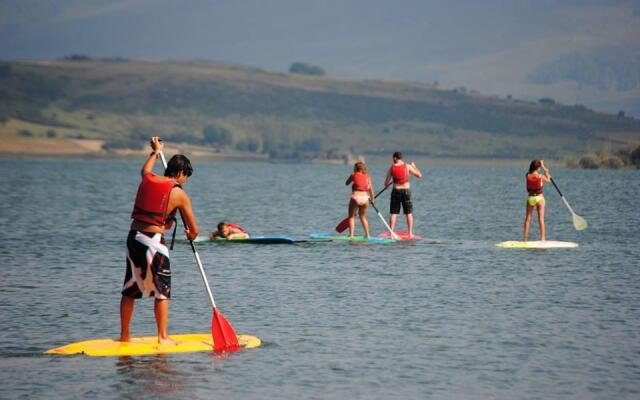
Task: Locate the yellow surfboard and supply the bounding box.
[496,240,578,249]
[45,333,261,357]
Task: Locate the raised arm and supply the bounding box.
[345,174,354,186]
[409,162,422,178]
[540,160,551,183]
[141,136,164,177]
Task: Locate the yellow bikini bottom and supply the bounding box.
[527,194,545,207]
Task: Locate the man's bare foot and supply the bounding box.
[118,335,131,342]
[158,336,178,345]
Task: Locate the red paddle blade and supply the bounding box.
[212,308,240,352]
[335,217,350,233]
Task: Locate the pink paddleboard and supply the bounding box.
[377,231,422,241]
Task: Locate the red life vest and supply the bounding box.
[391,163,409,184]
[131,173,178,229]
[352,172,369,192]
[218,223,246,238]
[227,223,246,233]
[526,174,543,195]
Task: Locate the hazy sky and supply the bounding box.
[2,0,639,115]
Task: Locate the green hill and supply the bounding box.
[1,59,639,159]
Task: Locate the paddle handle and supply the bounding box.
[159,151,217,309]
[373,183,391,200]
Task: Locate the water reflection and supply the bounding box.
[115,355,184,395]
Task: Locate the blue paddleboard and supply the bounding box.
[212,236,297,244]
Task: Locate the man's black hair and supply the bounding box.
[164,154,193,178]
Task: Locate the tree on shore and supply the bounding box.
[289,62,325,76]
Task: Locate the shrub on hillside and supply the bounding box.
[289,62,325,76]
[601,156,625,169]
[18,129,33,137]
[566,158,580,168]
[630,145,640,168]
[46,129,57,138]
[578,155,600,169]
[202,124,233,147]
[235,138,259,152]
[64,54,92,61]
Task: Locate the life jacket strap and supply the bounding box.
[169,216,178,250]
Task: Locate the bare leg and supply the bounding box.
[154,298,176,345]
[537,202,546,241]
[348,199,358,237]
[389,214,398,232]
[406,213,414,237]
[359,204,370,238]
[119,295,135,342]
[523,205,534,241]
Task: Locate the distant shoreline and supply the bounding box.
[0,138,534,167]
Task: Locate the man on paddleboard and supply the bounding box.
[384,152,422,238]
[209,221,250,240]
[120,136,200,344]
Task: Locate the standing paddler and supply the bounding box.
[384,152,422,238]
[119,137,200,344]
[523,159,551,241]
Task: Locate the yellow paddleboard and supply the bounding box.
[45,333,261,356]
[496,240,578,249]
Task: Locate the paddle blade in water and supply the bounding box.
[573,213,588,231]
[335,217,350,233]
[212,308,240,352]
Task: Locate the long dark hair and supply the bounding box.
[164,154,193,178]
[527,159,541,175]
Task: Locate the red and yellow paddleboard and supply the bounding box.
[377,230,422,241]
[45,333,261,357]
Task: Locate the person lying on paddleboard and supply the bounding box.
[523,159,551,241]
[120,136,200,345]
[384,151,422,238]
[209,221,249,240]
[345,161,375,238]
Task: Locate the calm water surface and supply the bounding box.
[0,157,639,399]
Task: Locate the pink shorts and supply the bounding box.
[351,193,369,206]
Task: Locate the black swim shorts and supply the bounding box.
[390,188,413,215]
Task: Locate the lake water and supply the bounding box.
[1,157,639,399]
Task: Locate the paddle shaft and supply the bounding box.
[368,199,400,240]
[159,152,217,309]
[372,183,392,200]
[550,177,564,197]
[550,177,576,214]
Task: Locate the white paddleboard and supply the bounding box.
[496,240,579,249]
